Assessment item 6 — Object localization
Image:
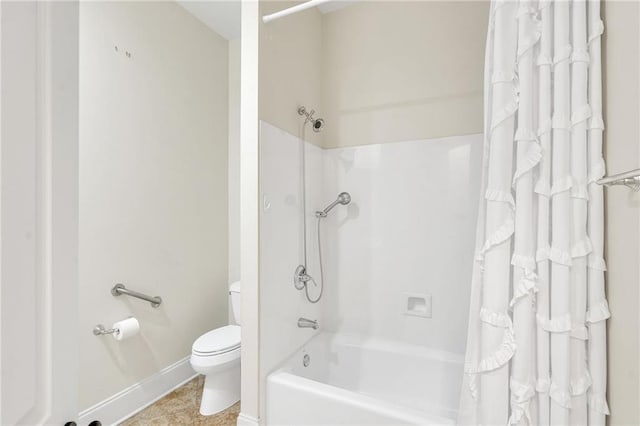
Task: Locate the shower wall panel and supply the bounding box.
[258,121,325,408]
[321,134,483,355]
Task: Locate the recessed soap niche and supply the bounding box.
[402,292,432,318]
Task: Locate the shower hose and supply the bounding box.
[304,216,324,303]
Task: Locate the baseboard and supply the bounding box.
[78,356,198,426]
[237,412,260,426]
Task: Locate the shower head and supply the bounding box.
[312,118,325,133]
[317,192,351,217]
[298,106,325,133]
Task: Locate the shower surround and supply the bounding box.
[259,120,482,422]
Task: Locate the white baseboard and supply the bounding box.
[78,356,198,426]
[237,412,260,426]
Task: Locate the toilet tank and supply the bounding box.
[229,281,241,325]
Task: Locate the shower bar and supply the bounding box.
[262,0,332,23]
[597,168,640,191]
[111,283,162,308]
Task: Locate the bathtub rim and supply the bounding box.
[267,369,455,426]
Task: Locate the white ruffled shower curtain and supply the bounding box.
[459,0,610,425]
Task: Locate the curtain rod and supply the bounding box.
[262,0,332,24]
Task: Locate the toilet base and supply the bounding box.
[199,363,241,416]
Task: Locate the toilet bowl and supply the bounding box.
[190,281,241,416]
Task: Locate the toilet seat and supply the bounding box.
[193,325,241,356]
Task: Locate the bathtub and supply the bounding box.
[266,332,464,425]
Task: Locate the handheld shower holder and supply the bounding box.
[318,192,351,217]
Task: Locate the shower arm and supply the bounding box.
[298,106,315,123]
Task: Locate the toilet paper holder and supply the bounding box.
[93,324,119,336]
[93,317,140,339]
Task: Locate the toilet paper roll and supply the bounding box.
[112,317,140,341]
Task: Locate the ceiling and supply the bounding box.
[177,1,354,41]
[177,1,241,40]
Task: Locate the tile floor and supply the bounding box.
[120,375,240,426]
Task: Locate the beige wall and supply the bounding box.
[229,37,241,287]
[79,1,229,410]
[322,1,489,148]
[259,1,324,147]
[258,1,488,149]
[603,1,640,425]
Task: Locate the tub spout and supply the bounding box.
[298,317,319,330]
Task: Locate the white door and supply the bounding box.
[1,1,79,425]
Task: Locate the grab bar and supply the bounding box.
[597,168,640,191]
[111,283,162,308]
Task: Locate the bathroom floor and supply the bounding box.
[119,376,240,426]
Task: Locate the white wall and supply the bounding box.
[259,128,481,368]
[239,1,261,422]
[602,1,640,424]
[259,121,324,386]
[79,1,228,411]
[322,135,482,354]
[1,2,80,423]
[321,1,489,148]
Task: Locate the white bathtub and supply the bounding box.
[266,332,464,425]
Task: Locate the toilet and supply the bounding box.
[190,281,241,415]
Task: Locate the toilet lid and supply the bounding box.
[192,325,241,355]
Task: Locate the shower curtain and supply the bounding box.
[459,0,609,425]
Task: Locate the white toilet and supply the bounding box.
[190,281,241,415]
